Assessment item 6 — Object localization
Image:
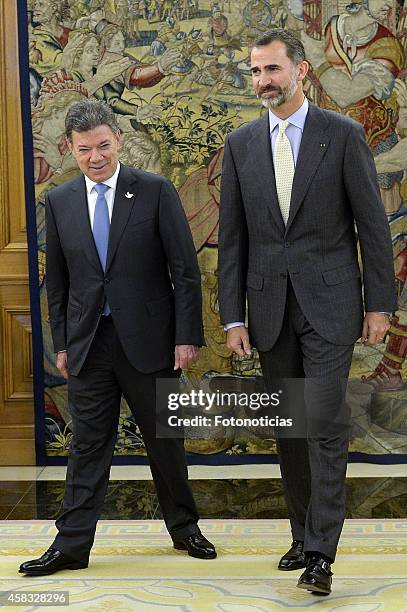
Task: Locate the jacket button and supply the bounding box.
[284,242,290,248]
[104,278,111,284]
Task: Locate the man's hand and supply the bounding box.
[56,351,69,379]
[361,312,390,346]
[226,326,251,357]
[174,345,200,370]
[157,48,183,74]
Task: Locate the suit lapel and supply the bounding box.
[285,104,330,233]
[105,164,138,272]
[69,175,103,274]
[69,166,139,274]
[247,113,285,234]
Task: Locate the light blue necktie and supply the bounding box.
[93,183,110,315]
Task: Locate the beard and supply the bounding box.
[257,69,298,110]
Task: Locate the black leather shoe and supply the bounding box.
[297,556,332,595]
[19,548,88,576]
[173,533,217,559]
[278,540,306,571]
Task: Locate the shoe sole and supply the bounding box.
[173,543,217,559]
[278,563,307,571]
[19,563,88,576]
[296,581,331,595]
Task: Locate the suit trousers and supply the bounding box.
[52,315,199,562]
[259,279,354,561]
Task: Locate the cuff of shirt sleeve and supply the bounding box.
[224,322,245,331]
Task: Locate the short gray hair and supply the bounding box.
[65,99,119,141]
[253,29,305,65]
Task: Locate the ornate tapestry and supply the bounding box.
[26,0,407,462]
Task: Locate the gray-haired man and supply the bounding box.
[20,99,216,575]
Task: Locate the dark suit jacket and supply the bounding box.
[218,103,396,349]
[46,164,203,375]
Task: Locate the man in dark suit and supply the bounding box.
[218,29,395,595]
[20,99,216,576]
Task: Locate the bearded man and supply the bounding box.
[218,28,395,595]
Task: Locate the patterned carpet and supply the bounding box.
[1,519,407,610]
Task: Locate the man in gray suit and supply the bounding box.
[218,29,395,595]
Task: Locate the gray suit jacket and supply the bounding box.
[46,164,203,375]
[218,103,396,349]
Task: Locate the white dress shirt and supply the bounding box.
[269,96,308,167]
[84,162,121,228]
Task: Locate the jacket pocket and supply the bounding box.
[127,218,155,233]
[146,293,173,316]
[247,272,264,290]
[322,263,361,286]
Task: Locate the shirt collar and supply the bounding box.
[268,96,309,134]
[85,162,121,196]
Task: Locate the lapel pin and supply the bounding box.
[125,192,133,199]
